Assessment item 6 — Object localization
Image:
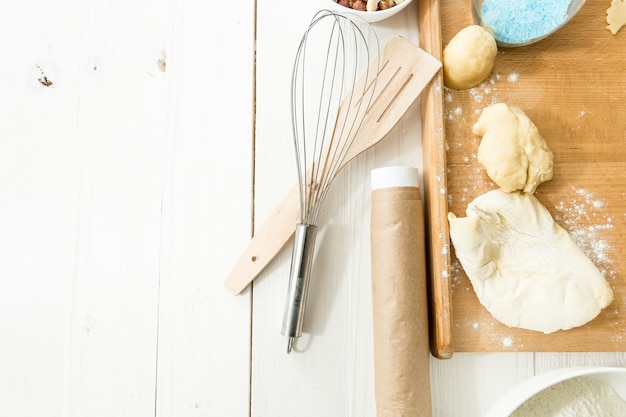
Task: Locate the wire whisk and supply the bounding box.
[281,10,379,354]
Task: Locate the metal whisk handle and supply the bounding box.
[281,223,318,354]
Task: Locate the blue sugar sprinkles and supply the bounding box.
[480,0,573,45]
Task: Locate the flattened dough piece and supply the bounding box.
[448,190,613,334]
[473,103,553,194]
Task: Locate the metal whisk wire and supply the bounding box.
[292,11,378,225]
[282,10,379,353]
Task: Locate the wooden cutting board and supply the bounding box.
[441,0,626,352]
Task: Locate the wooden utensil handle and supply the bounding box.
[224,185,300,295]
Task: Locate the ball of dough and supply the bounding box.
[443,25,497,90]
[473,103,553,194]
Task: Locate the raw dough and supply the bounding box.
[473,103,553,194]
[607,0,626,35]
[448,190,613,334]
[443,25,497,90]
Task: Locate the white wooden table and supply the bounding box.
[1,0,624,416]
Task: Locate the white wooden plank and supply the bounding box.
[252,1,427,416]
[63,0,170,415]
[0,0,167,415]
[430,352,534,417]
[535,352,626,372]
[154,0,255,416]
[0,2,81,415]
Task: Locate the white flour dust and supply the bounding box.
[501,336,513,347]
[444,71,520,122]
[552,186,624,342]
[511,376,626,417]
[553,186,615,278]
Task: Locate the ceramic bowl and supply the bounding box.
[484,366,626,417]
[471,0,586,47]
[324,0,414,23]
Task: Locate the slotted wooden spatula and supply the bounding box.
[225,36,441,295]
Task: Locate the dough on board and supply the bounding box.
[607,0,626,35]
[473,103,553,194]
[448,190,613,334]
[443,25,497,90]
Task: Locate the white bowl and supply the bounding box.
[324,0,413,23]
[484,366,626,417]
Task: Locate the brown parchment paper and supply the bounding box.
[370,187,432,417]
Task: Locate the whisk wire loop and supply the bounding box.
[282,10,380,353]
[290,10,379,225]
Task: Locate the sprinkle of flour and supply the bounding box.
[507,72,519,83]
[501,336,513,347]
[553,186,614,275]
[511,376,626,417]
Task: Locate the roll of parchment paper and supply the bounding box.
[370,166,432,417]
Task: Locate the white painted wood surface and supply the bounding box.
[0,1,624,416]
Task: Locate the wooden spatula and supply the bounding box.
[224,36,441,295]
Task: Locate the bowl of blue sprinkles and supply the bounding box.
[472,0,586,47]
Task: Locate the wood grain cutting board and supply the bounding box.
[440,0,626,352]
